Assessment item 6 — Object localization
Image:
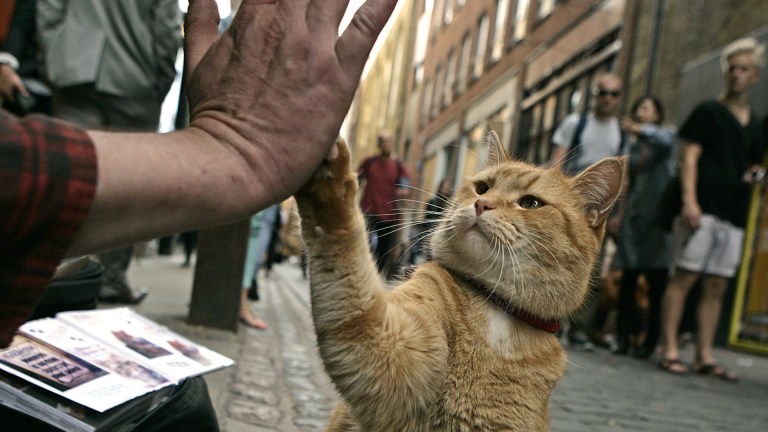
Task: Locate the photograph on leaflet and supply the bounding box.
[0,336,107,392]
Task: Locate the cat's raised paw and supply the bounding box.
[295,137,358,230]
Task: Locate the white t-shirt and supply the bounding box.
[552,112,623,173]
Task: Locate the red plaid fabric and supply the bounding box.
[0,111,97,348]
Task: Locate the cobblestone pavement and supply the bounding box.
[130,254,768,431]
[222,261,339,432]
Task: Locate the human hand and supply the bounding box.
[620,117,641,135]
[682,200,702,229]
[743,165,766,186]
[0,64,27,102]
[183,0,397,205]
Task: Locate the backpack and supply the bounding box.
[565,113,628,173]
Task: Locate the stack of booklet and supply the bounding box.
[0,307,234,432]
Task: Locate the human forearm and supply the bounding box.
[67,127,277,255]
[680,144,700,206]
[550,146,568,170]
[68,0,397,254]
[680,142,702,227]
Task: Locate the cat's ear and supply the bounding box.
[486,130,509,166]
[572,157,627,229]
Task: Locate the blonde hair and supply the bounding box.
[721,37,766,73]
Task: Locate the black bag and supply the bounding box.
[655,176,682,231]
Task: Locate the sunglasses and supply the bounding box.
[596,89,621,98]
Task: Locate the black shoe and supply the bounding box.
[247,279,259,301]
[612,336,629,355]
[632,346,653,359]
[568,332,595,352]
[100,287,148,305]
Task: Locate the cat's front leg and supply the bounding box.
[295,137,360,234]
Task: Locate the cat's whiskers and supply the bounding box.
[559,141,585,170]
[397,185,450,204]
[521,231,562,269]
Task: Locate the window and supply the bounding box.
[510,0,530,44]
[457,32,472,94]
[472,14,490,79]
[421,77,433,124]
[432,0,446,36]
[491,0,509,61]
[537,0,556,20]
[443,142,459,183]
[413,61,424,87]
[444,49,457,106]
[432,63,445,117]
[444,0,454,25]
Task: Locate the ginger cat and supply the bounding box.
[295,135,625,431]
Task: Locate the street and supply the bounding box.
[129,252,768,432]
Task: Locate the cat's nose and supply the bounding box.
[475,199,494,216]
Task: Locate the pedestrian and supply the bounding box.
[0,0,51,116]
[240,207,279,330]
[549,72,628,351]
[37,0,183,305]
[0,0,397,429]
[358,131,411,279]
[611,96,676,358]
[422,178,453,261]
[658,37,766,381]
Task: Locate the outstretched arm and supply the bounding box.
[67,0,397,255]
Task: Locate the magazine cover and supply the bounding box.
[56,308,233,382]
[0,335,151,412]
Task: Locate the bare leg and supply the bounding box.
[660,268,699,361]
[695,275,728,364]
[240,289,267,329]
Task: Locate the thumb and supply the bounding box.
[184,0,221,81]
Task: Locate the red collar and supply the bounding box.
[449,270,560,334]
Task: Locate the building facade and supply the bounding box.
[400,0,631,203]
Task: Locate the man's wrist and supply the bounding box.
[0,52,20,70]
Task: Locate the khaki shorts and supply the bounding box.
[672,214,744,278]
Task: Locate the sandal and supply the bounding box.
[659,358,688,375]
[692,362,738,382]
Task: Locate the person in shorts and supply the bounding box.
[658,37,766,381]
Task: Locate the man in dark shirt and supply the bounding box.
[659,37,766,381]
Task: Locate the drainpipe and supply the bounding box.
[645,0,665,94]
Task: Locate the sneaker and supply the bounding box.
[568,332,595,352]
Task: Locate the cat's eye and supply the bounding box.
[475,181,490,195]
[519,195,544,209]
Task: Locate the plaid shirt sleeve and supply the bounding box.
[0,111,97,348]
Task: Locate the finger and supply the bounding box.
[184,0,221,80]
[306,0,350,34]
[335,0,397,73]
